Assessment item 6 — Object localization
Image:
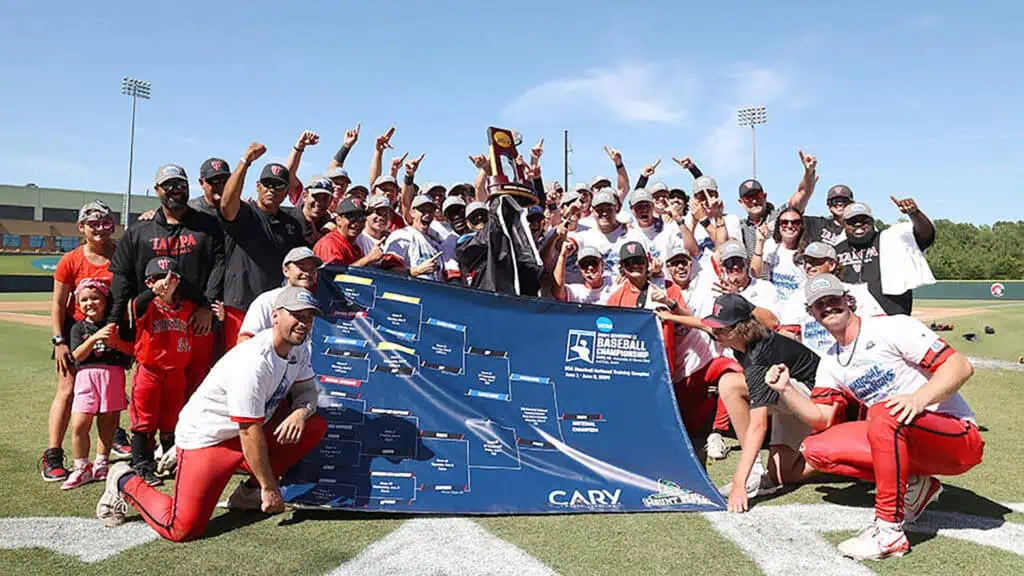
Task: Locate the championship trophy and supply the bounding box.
[486,126,539,206]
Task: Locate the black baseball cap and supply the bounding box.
[336,198,367,217]
[200,158,231,180]
[702,294,755,329]
[259,163,290,186]
[619,241,647,262]
[739,179,764,198]
[827,184,853,201]
[145,256,179,280]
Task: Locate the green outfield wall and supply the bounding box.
[915,280,1023,300]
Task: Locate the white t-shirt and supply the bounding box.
[799,281,887,356]
[564,279,616,305]
[384,225,444,282]
[176,329,316,449]
[684,212,743,268]
[440,232,470,281]
[564,224,629,284]
[238,287,285,338]
[762,240,806,325]
[671,328,716,382]
[672,265,733,362]
[814,315,974,420]
[355,231,386,256]
[740,277,780,318]
[430,220,456,243]
[624,221,682,280]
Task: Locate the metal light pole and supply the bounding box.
[563,129,571,190]
[121,77,151,229]
[737,106,767,179]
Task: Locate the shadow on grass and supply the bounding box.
[816,481,1014,520]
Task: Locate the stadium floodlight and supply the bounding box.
[121,77,152,228]
[737,105,767,179]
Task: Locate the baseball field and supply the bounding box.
[1,297,1021,575]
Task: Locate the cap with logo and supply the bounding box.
[466,201,488,217]
[306,177,334,196]
[843,202,873,221]
[273,285,321,316]
[577,245,603,263]
[665,243,692,263]
[411,194,436,210]
[443,196,466,214]
[592,190,618,208]
[366,195,391,210]
[526,205,544,221]
[590,176,612,190]
[560,188,580,207]
[145,256,179,280]
[693,176,718,195]
[283,246,323,267]
[259,163,290,186]
[78,200,112,223]
[648,182,669,196]
[795,242,838,265]
[324,167,351,182]
[336,198,367,217]
[827,184,854,201]
[804,273,846,306]
[422,182,446,197]
[373,175,399,190]
[346,185,370,198]
[448,182,473,197]
[702,294,755,329]
[200,158,230,180]
[739,179,764,197]
[630,188,654,207]
[717,239,747,263]
[619,241,647,262]
[155,164,188,186]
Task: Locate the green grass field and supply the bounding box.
[0,255,59,275]
[1,301,1022,575]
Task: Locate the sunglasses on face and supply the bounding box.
[742,191,765,202]
[161,180,188,192]
[778,218,803,228]
[546,203,558,211]
[578,258,602,271]
[801,257,830,269]
[416,205,437,215]
[343,212,367,222]
[847,216,873,227]
[621,258,647,270]
[811,295,845,314]
[260,180,288,191]
[85,219,114,231]
[722,257,747,270]
[468,213,488,225]
[828,198,852,208]
[371,208,391,219]
[667,258,691,268]
[594,206,616,216]
[204,176,228,186]
[668,193,687,201]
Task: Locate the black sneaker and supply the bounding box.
[134,462,163,487]
[111,428,132,461]
[40,448,69,482]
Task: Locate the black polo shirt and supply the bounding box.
[735,332,820,410]
[221,200,307,310]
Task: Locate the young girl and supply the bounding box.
[63,278,133,490]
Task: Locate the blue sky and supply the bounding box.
[0,1,1021,224]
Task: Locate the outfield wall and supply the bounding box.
[914,281,1023,300]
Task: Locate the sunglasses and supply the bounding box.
[260,180,288,191]
[160,180,188,192]
[742,191,765,201]
[204,176,228,186]
[468,213,488,224]
[667,258,691,268]
[342,212,367,222]
[85,219,114,231]
[621,258,647,269]
[722,257,747,270]
[668,192,687,200]
[778,218,803,228]
[594,206,616,215]
[578,258,602,271]
[828,198,852,208]
[546,203,558,211]
[847,216,873,227]
[801,257,830,268]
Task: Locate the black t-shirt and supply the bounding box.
[735,332,820,410]
[70,319,133,368]
[221,201,308,310]
[804,215,846,247]
[284,206,327,246]
[835,234,913,316]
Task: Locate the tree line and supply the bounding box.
[894,219,1024,280]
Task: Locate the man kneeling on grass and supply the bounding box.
[764,274,982,561]
[96,286,326,542]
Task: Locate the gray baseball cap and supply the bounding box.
[346,185,370,198]
[805,273,846,306]
[630,188,654,207]
[273,285,321,316]
[442,196,466,214]
[422,182,446,196]
[411,194,436,210]
[843,202,873,221]
[306,177,334,196]
[155,164,188,186]
[693,176,718,195]
[366,195,391,210]
[560,188,580,206]
[373,175,399,190]
[572,182,592,194]
[466,201,488,216]
[590,176,612,190]
[324,167,350,182]
[665,243,692,262]
[717,239,747,263]
[592,190,618,208]
[648,182,669,195]
[283,246,322,267]
[78,200,112,223]
[448,182,473,197]
[796,242,838,264]
[577,245,603,263]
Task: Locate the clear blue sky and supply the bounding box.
[1,1,1021,224]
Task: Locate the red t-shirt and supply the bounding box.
[388,210,406,232]
[53,246,114,321]
[133,297,196,370]
[314,231,364,266]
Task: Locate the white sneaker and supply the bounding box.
[719,460,781,498]
[903,475,943,524]
[224,481,262,511]
[706,433,728,460]
[96,462,134,527]
[838,519,910,561]
[156,446,177,478]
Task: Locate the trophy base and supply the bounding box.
[487,183,539,206]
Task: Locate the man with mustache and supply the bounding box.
[764,274,981,560]
[97,287,327,542]
[832,198,935,316]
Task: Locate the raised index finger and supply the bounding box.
[652,158,661,168]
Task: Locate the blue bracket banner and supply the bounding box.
[281,265,727,514]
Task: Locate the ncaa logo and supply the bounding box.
[566,329,596,364]
[595,317,613,333]
[991,283,1005,298]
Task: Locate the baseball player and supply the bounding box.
[97,286,326,542]
[764,274,983,560]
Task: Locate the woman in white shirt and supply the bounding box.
[751,207,808,336]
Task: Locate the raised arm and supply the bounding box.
[672,156,703,179]
[285,130,319,205]
[221,142,267,222]
[786,150,818,213]
[749,223,770,277]
[891,196,935,250]
[603,146,630,203]
[552,239,573,301]
[328,122,360,169]
[370,125,395,187]
[470,154,490,203]
[402,153,424,222]
[635,158,660,190]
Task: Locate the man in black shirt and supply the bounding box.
[702,294,821,513]
[188,158,231,216]
[804,184,855,247]
[219,142,307,323]
[834,199,934,316]
[286,177,334,246]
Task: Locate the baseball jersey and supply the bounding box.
[175,328,315,449]
[740,278,781,318]
[798,282,887,356]
[384,226,444,282]
[623,221,683,280]
[132,295,196,370]
[238,286,285,339]
[566,224,628,284]
[564,279,616,305]
[314,230,364,266]
[811,315,974,420]
[683,212,743,268]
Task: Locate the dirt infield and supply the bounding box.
[0,312,50,326]
[911,307,992,322]
[0,301,49,313]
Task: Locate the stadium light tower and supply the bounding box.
[121,77,151,229]
[737,106,767,179]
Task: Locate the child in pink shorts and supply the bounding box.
[62,278,134,490]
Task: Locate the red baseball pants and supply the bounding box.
[222,306,245,353]
[801,403,984,523]
[674,357,742,438]
[122,413,327,542]
[130,364,186,434]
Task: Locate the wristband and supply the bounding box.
[669,300,679,312]
[240,157,251,167]
[753,252,763,257]
[615,163,624,170]
[334,145,351,165]
[293,145,303,152]
[403,173,415,186]
[700,218,711,228]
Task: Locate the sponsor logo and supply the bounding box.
[31,256,60,273]
[595,316,614,333]
[566,330,595,364]
[991,282,1005,297]
[809,277,832,292]
[565,328,649,366]
[642,479,715,508]
[548,488,622,510]
[493,131,512,148]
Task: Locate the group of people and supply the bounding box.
[39,123,983,561]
